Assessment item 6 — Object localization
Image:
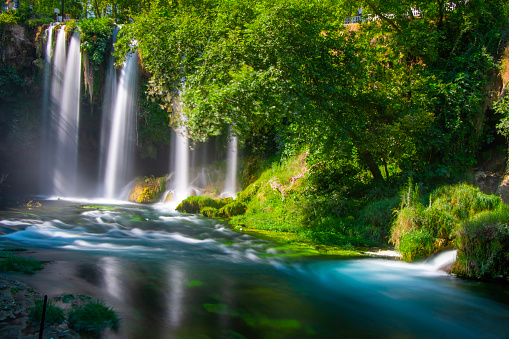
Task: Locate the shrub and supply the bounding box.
[29,300,65,327]
[78,17,115,70]
[176,196,220,213]
[398,228,436,261]
[454,207,509,279]
[391,183,505,262]
[0,255,44,274]
[68,301,120,334]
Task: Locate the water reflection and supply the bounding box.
[166,265,185,328]
[101,257,123,300]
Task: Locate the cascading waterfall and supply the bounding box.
[37,27,239,202]
[103,51,139,199]
[52,31,81,197]
[98,26,119,196]
[223,130,238,197]
[39,24,54,194]
[172,127,190,202]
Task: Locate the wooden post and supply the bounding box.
[39,295,48,339]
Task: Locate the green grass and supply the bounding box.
[391,183,509,277]
[0,255,44,274]
[68,301,120,334]
[29,300,65,327]
[454,206,509,278]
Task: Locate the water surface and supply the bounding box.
[1,200,508,338]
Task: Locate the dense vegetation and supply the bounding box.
[114,0,509,279]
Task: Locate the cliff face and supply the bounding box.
[1,24,37,70]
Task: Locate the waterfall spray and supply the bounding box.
[223,129,238,197]
[52,31,81,197]
[98,26,119,196]
[104,52,139,199]
[39,25,55,194]
[173,127,190,202]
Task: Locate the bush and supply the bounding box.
[78,17,115,70]
[176,196,220,213]
[0,255,44,274]
[68,301,120,334]
[398,228,436,261]
[390,183,505,262]
[454,207,509,279]
[29,300,65,327]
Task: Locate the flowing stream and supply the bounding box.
[1,200,508,338]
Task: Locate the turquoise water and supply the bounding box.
[1,199,508,338]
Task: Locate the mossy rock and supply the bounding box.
[219,202,247,218]
[201,206,221,218]
[176,196,221,213]
[128,176,166,203]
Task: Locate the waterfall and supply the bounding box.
[52,31,81,197]
[39,25,54,195]
[173,127,190,202]
[103,52,139,199]
[223,130,238,197]
[98,27,119,196]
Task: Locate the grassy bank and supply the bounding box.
[176,152,509,280]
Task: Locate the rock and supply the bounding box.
[497,174,509,205]
[2,24,36,70]
[128,176,166,203]
[164,191,174,202]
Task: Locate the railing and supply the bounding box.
[343,6,460,25]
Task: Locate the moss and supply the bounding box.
[176,196,220,213]
[454,207,509,279]
[200,206,221,218]
[391,183,509,272]
[219,201,247,218]
[128,176,166,203]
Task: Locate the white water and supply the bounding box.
[104,52,139,199]
[223,130,238,197]
[98,26,119,196]
[52,32,81,197]
[173,127,190,202]
[39,25,55,194]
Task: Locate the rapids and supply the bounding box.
[1,200,508,338]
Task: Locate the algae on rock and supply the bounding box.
[128,176,166,203]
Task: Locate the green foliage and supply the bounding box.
[455,207,509,279]
[495,95,509,139]
[29,300,65,327]
[79,17,115,70]
[176,196,221,214]
[0,66,24,103]
[200,206,221,218]
[398,228,436,261]
[68,301,120,334]
[391,183,507,266]
[137,80,172,159]
[219,201,247,218]
[0,255,44,274]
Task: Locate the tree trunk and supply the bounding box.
[93,0,101,18]
[360,150,384,182]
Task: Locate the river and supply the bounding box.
[1,199,509,338]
